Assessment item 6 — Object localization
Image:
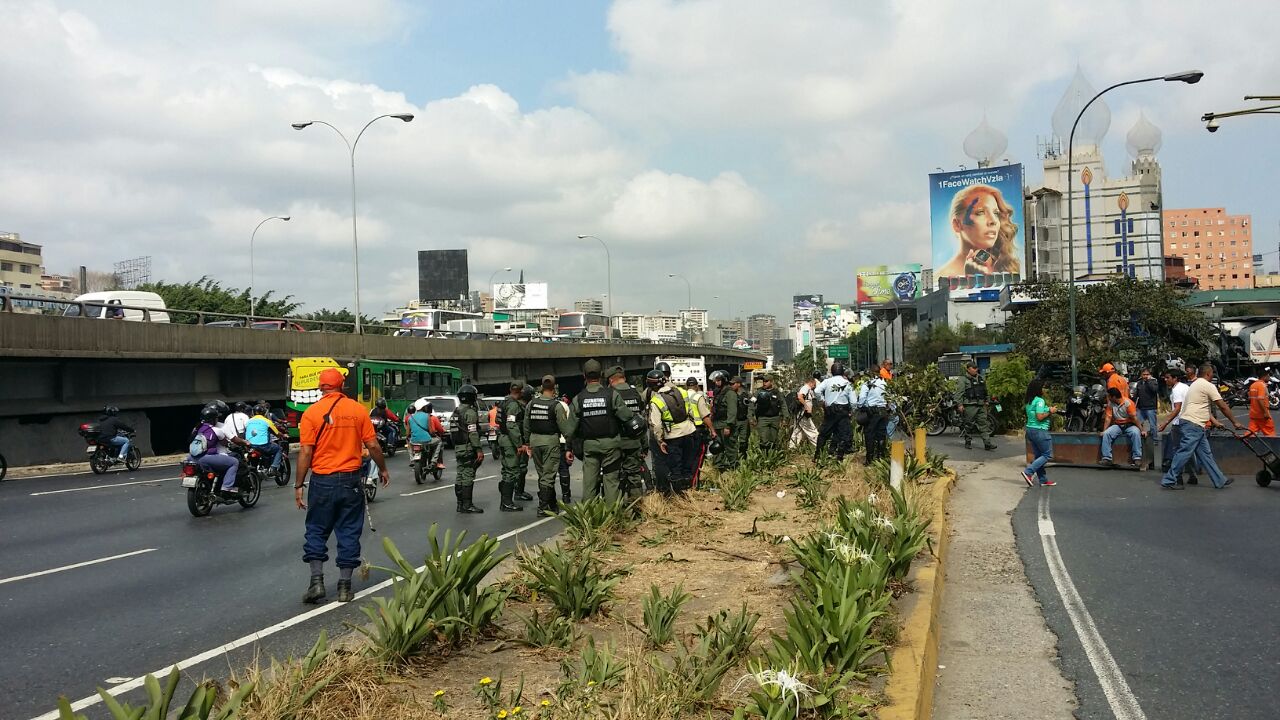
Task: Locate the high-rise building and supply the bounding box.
[0,233,43,290]
[574,298,604,314]
[1162,207,1253,290]
[679,308,708,334]
[746,314,777,348]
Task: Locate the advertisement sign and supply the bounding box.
[928,164,1025,298]
[792,294,822,323]
[492,282,548,311]
[856,264,922,307]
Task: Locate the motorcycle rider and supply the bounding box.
[955,362,998,451]
[221,401,252,442]
[93,406,135,464]
[609,366,650,498]
[523,375,575,514]
[497,381,532,512]
[407,401,445,470]
[451,384,486,513]
[192,404,248,495]
[245,403,286,475]
[369,398,400,450]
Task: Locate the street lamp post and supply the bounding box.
[250,215,290,319]
[577,235,611,319]
[667,273,692,310]
[292,113,415,333]
[487,267,513,310]
[1066,70,1203,387]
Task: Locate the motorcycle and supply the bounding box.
[181,448,261,517]
[246,442,292,487]
[925,396,959,436]
[1064,384,1106,432]
[362,459,379,502]
[410,441,444,485]
[371,416,397,457]
[78,424,142,474]
[1267,367,1280,411]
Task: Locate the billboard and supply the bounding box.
[792,294,822,323]
[856,264,922,307]
[492,282,548,310]
[418,249,469,302]
[928,164,1025,298]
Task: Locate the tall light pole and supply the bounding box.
[1066,70,1203,387]
[577,234,611,319]
[667,273,692,310]
[249,215,289,319]
[487,267,512,311]
[292,113,415,333]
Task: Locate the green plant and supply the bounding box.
[866,453,930,486]
[560,636,627,691]
[887,364,957,431]
[720,471,763,511]
[355,539,455,664]
[739,444,790,475]
[768,560,892,678]
[516,608,577,650]
[675,605,760,700]
[983,354,1035,431]
[518,543,623,619]
[639,582,692,647]
[57,666,254,720]
[259,631,337,718]
[791,466,830,510]
[924,448,948,475]
[474,673,524,714]
[558,497,633,551]
[882,484,933,580]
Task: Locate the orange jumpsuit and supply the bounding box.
[1248,379,1274,436]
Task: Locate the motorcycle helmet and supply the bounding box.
[708,437,725,455]
[206,399,230,421]
[233,401,250,414]
[709,370,729,385]
[253,403,269,416]
[522,384,536,402]
[458,384,478,404]
[375,398,387,409]
[645,369,665,386]
[1073,385,1086,396]
[102,405,119,417]
[199,405,221,423]
[655,361,672,378]
[422,402,434,414]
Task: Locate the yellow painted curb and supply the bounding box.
[879,469,956,720]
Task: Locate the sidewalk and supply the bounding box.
[931,451,1077,719]
[4,453,189,480]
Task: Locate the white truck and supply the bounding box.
[656,355,707,388]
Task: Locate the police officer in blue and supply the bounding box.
[814,362,856,462]
[857,363,890,465]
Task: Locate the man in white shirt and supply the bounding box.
[789,373,820,449]
[1157,369,1200,485]
[1162,364,1239,490]
[221,402,252,442]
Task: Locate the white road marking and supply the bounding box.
[0,549,157,587]
[29,478,172,496]
[1038,493,1148,720]
[399,473,497,496]
[30,515,558,720]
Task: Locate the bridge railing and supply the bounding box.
[0,295,758,352]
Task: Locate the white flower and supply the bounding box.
[851,507,865,521]
[776,490,786,498]
[876,516,896,533]
[733,667,813,718]
[867,493,879,504]
[780,535,791,543]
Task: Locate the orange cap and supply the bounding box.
[318,367,346,389]
[1098,363,1115,373]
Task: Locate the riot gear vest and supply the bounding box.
[615,384,643,416]
[526,396,559,436]
[755,389,783,417]
[498,398,523,434]
[961,374,988,404]
[450,404,477,446]
[713,387,739,422]
[575,385,620,439]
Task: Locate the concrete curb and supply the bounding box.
[879,469,956,720]
[4,453,190,480]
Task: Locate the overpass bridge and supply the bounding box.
[0,313,764,465]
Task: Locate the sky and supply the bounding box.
[2,0,1278,322]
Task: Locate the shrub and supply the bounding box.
[791,466,830,510]
[560,636,627,691]
[518,543,623,619]
[984,354,1035,431]
[767,560,892,678]
[720,471,763,511]
[57,666,254,720]
[640,582,692,648]
[516,608,577,650]
[558,497,633,551]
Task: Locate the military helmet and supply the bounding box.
[645,369,665,385]
[458,384,478,404]
[655,361,672,377]
[522,384,536,402]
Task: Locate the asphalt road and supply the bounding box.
[1010,463,1280,719]
[0,451,566,719]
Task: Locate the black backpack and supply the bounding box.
[787,389,804,415]
[657,388,688,424]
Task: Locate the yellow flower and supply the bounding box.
[496,711,508,719]
[433,690,445,697]
[587,680,596,687]
[540,700,551,707]
[480,677,493,686]
[513,708,523,715]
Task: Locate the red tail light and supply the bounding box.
[182,464,197,476]
[79,423,91,431]
[286,410,300,426]
[249,449,261,459]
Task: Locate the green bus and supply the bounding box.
[284,356,463,436]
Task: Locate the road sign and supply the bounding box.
[826,345,850,359]
[743,361,764,370]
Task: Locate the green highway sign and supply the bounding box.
[826,345,849,359]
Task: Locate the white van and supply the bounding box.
[64,291,171,323]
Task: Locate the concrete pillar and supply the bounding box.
[890,439,905,491]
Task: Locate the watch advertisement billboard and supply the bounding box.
[856,264,921,307]
[928,164,1025,298]
[492,282,548,310]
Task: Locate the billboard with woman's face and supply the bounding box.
[928,164,1024,298]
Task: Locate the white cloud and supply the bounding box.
[603,170,765,242]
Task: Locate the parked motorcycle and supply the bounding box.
[1264,367,1280,411]
[78,424,142,474]
[181,449,261,517]
[246,443,292,487]
[410,441,444,484]
[925,396,959,436]
[1064,384,1106,432]
[371,416,397,457]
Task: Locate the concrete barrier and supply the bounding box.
[1026,430,1278,476]
[1024,430,1153,469]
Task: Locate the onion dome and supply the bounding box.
[1125,110,1163,159]
[1052,67,1111,148]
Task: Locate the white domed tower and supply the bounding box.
[1052,67,1112,153]
[1126,110,1163,180]
[963,115,1008,168]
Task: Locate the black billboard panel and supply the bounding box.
[418,249,469,301]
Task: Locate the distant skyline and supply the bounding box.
[1,1,1277,321]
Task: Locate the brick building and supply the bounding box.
[1162,207,1252,290]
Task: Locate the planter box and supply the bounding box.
[1026,430,1278,475]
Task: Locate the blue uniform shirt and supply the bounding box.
[857,377,889,408]
[408,410,434,443]
[816,375,856,406]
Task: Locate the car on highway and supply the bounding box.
[251,320,307,332]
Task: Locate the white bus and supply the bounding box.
[656,355,707,389]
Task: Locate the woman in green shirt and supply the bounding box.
[1022,379,1057,487]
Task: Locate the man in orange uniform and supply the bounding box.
[295,367,389,604]
[879,359,894,382]
[1247,375,1275,436]
[1099,362,1129,401]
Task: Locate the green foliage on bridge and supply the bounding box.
[138,276,300,322]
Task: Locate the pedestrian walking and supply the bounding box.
[956,362,997,451]
[1161,364,1241,490]
[1246,375,1275,436]
[814,363,855,462]
[1021,378,1056,487]
[295,367,388,604]
[789,372,820,449]
[1157,368,1200,485]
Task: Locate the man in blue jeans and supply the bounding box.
[94,406,134,463]
[1162,364,1241,490]
[1099,387,1144,469]
[295,368,389,604]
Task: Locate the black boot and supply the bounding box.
[537,487,559,516]
[560,475,572,504]
[302,575,325,604]
[337,580,353,603]
[456,484,484,513]
[499,481,523,512]
[514,477,534,502]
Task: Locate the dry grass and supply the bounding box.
[240,456,905,719]
[237,648,434,720]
